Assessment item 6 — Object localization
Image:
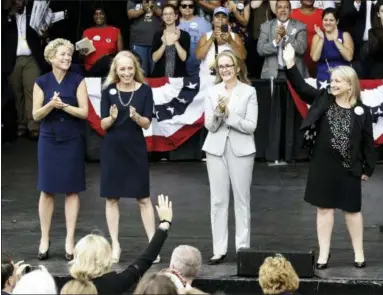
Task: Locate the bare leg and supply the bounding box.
[38,192,55,252]
[344,211,364,262]
[106,198,120,247]
[137,197,156,241]
[317,208,335,263]
[64,193,80,254]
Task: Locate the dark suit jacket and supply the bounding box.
[54,227,168,295]
[286,65,376,178]
[1,2,45,76]
[338,0,377,57]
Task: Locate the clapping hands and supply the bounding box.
[314,25,324,39]
[218,95,229,116]
[49,92,68,109]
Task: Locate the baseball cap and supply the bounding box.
[213,7,229,17]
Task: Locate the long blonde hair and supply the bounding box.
[102,51,145,89]
[329,66,360,106]
[214,50,251,85]
[69,234,112,280]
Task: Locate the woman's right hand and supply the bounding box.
[155,194,173,228]
[283,43,296,69]
[49,92,67,109]
[314,25,324,39]
[110,104,118,120]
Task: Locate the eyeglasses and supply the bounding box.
[181,4,194,9]
[218,64,235,70]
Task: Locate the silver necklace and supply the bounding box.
[117,82,135,107]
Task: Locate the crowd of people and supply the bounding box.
[1,0,382,294]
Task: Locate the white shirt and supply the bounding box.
[290,0,336,9]
[16,7,32,56]
[354,0,378,41]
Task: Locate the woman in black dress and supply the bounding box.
[283,44,376,269]
[100,51,157,263]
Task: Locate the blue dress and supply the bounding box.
[317,30,350,88]
[100,83,154,198]
[36,71,86,194]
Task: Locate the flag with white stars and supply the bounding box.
[288,79,383,145]
[87,76,215,152]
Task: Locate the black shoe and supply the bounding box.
[38,241,50,260]
[354,261,366,268]
[208,254,227,265]
[65,252,74,261]
[316,253,331,269]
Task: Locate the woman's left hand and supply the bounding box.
[129,106,140,122]
[361,174,369,181]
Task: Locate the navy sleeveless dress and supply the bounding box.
[35,71,86,194]
[317,30,350,88]
[100,83,154,199]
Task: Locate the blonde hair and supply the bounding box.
[170,245,202,280]
[69,234,112,280]
[214,50,251,85]
[133,273,178,295]
[44,38,74,64]
[258,254,299,295]
[60,279,98,294]
[330,66,360,106]
[102,51,145,89]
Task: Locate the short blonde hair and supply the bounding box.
[214,50,251,85]
[44,38,74,64]
[258,254,299,295]
[170,245,202,280]
[330,66,360,106]
[69,234,112,280]
[102,51,145,89]
[60,279,98,294]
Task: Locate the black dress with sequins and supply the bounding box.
[304,103,362,212]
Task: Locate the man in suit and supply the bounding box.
[338,0,378,78]
[2,0,45,139]
[257,0,308,79]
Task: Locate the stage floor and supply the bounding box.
[2,139,383,294]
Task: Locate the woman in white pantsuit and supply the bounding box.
[202,50,258,265]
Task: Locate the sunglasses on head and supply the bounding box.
[181,4,194,9]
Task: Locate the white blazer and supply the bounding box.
[202,81,258,157]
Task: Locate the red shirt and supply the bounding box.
[291,8,323,76]
[83,26,120,71]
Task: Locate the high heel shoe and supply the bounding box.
[38,241,51,260]
[65,243,74,261]
[354,261,366,268]
[316,253,331,269]
[111,245,121,264]
[208,254,227,265]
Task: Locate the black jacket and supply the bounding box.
[1,2,45,76]
[286,65,376,178]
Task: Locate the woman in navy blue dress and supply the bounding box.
[32,38,89,261]
[310,8,354,88]
[100,51,157,263]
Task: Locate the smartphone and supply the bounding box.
[221,24,229,33]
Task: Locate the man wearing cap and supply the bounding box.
[257,0,308,79]
[195,6,246,76]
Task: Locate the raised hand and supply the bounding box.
[155,194,173,223]
[283,43,296,68]
[314,25,324,39]
[110,104,118,120]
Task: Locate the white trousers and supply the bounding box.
[206,139,255,255]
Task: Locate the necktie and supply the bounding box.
[278,37,285,69]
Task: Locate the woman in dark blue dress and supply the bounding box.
[100,51,157,264]
[32,38,89,261]
[310,8,354,88]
